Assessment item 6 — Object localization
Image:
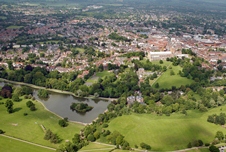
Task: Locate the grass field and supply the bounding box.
[96,71,114,77]
[108,106,226,151]
[86,71,114,84]
[75,47,85,53]
[0,135,54,152]
[151,61,193,89]
[79,142,115,152]
[0,97,84,148]
[151,60,172,67]
[186,148,209,152]
[7,26,23,29]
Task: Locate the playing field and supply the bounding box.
[0,97,84,148]
[108,106,226,151]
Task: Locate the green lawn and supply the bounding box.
[151,60,172,67]
[96,71,114,78]
[153,64,193,89]
[108,106,226,151]
[0,135,54,152]
[75,47,85,53]
[186,148,209,152]
[79,142,115,152]
[0,97,84,148]
[86,71,114,84]
[7,25,23,29]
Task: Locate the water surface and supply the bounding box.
[0,82,109,123]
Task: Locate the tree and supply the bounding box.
[7,60,14,70]
[44,129,61,144]
[72,133,80,144]
[154,83,159,88]
[87,134,95,142]
[58,118,68,127]
[12,94,20,102]
[44,129,53,140]
[93,131,100,139]
[57,142,78,152]
[26,100,34,108]
[170,70,175,76]
[116,135,124,146]
[215,131,224,140]
[187,142,192,148]
[5,99,13,113]
[0,129,4,134]
[38,89,49,98]
[30,104,36,111]
[1,85,13,98]
[140,142,151,150]
[209,145,220,152]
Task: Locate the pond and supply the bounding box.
[0,82,110,124]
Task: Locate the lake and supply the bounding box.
[0,82,110,124]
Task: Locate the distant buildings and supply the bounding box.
[148,51,173,61]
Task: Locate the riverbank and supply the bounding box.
[0,78,118,101]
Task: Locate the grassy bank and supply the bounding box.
[79,142,115,152]
[0,97,84,148]
[108,106,226,151]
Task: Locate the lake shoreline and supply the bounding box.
[0,78,118,101]
[0,78,112,125]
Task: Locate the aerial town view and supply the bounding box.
[1,0,226,151]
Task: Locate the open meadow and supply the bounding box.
[0,97,84,149]
[79,142,115,152]
[151,61,194,89]
[108,106,226,151]
[0,135,54,152]
[86,71,114,85]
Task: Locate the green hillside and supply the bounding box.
[108,106,226,151]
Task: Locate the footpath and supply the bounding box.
[0,134,56,151]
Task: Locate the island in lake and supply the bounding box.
[70,103,93,113]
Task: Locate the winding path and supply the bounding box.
[0,134,56,151]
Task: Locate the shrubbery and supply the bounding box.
[44,129,61,144]
[140,142,151,150]
[26,100,36,111]
[207,113,226,125]
[58,118,68,127]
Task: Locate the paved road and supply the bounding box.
[0,134,56,151]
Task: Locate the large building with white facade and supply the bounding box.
[148,51,173,61]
